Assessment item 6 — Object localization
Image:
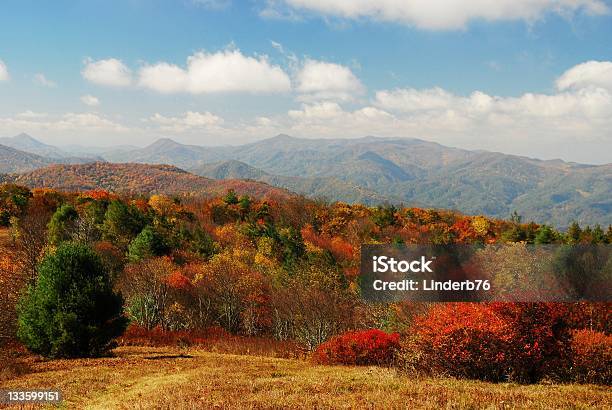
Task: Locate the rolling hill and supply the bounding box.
[194,160,399,205]
[2,133,610,226]
[1,162,292,200]
[0,144,55,173]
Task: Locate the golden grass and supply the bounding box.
[1,346,609,409]
[0,228,9,247]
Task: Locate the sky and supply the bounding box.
[0,0,611,164]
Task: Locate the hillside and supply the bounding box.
[3,162,292,199]
[0,133,102,162]
[194,160,396,205]
[0,144,54,173]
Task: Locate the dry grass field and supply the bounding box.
[1,346,610,409]
[0,228,9,247]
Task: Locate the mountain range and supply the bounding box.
[0,133,102,173]
[0,133,610,227]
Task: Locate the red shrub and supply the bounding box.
[412,303,513,381]
[566,302,611,334]
[313,329,400,366]
[570,329,611,385]
[490,303,572,382]
[412,303,572,383]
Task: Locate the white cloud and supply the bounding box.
[373,86,612,123]
[148,111,224,132]
[33,73,57,87]
[375,87,459,111]
[80,94,100,106]
[271,0,610,30]
[556,60,612,92]
[0,112,128,134]
[0,60,9,81]
[255,116,274,126]
[138,50,291,94]
[287,101,394,136]
[16,111,49,119]
[277,62,612,160]
[82,58,132,87]
[295,59,364,101]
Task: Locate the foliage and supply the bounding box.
[47,203,78,245]
[411,303,572,383]
[569,329,611,385]
[128,225,170,262]
[117,257,175,330]
[313,329,400,366]
[102,200,146,247]
[0,184,31,226]
[189,227,218,259]
[194,251,270,335]
[17,242,127,358]
[2,183,610,383]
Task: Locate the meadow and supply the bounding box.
[2,345,610,409]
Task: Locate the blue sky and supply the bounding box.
[0,0,611,163]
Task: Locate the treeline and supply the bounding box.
[0,183,610,384]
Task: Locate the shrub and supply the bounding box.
[411,303,513,381]
[313,329,400,366]
[411,303,572,383]
[492,303,572,383]
[570,329,611,385]
[17,243,128,358]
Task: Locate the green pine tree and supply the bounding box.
[17,242,127,358]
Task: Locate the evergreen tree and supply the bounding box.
[592,224,604,244]
[190,227,218,259]
[47,204,78,245]
[223,189,239,205]
[17,243,127,358]
[128,225,169,262]
[102,200,146,247]
[566,222,582,244]
[534,225,556,244]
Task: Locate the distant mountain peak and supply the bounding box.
[148,137,183,148]
[143,138,197,153]
[270,134,296,141]
[9,133,48,146]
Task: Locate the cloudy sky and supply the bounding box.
[1,0,611,164]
